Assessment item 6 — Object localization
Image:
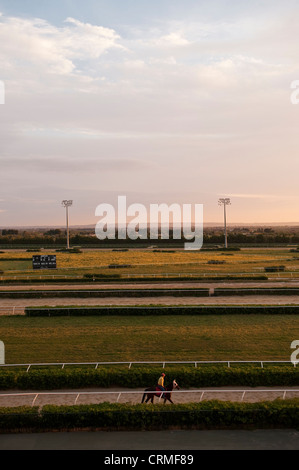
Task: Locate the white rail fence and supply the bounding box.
[1,271,299,281]
[0,389,298,407]
[0,306,25,315]
[0,360,296,371]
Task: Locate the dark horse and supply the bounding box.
[141,379,180,404]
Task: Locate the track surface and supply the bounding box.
[1,280,299,313]
[1,280,299,290]
[1,386,299,408]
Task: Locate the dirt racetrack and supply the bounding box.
[1,280,299,291]
[0,386,298,408]
[1,295,299,315]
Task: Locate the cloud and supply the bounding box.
[0,156,153,173]
[0,13,125,77]
[0,8,299,225]
[151,31,191,47]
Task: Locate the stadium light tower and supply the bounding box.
[61,200,73,249]
[218,198,231,248]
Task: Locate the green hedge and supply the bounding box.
[4,287,298,299]
[0,365,298,391]
[83,273,121,279]
[264,266,286,272]
[214,288,299,296]
[0,288,210,299]
[0,400,298,432]
[25,304,299,317]
[0,406,41,431]
[0,275,268,285]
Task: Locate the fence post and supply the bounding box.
[74,393,80,405]
[0,341,4,365]
[32,394,39,406]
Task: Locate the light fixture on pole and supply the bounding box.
[61,200,73,250]
[218,198,231,248]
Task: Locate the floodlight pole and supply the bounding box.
[218,198,231,249]
[61,200,73,250]
[223,202,228,248]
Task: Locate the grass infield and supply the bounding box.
[0,314,298,364]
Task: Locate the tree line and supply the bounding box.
[0,230,299,246]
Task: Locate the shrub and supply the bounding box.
[0,400,299,432]
[0,365,298,391]
[108,264,132,269]
[25,304,299,317]
[264,266,286,272]
[214,287,299,296]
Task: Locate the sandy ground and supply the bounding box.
[1,295,299,315]
[0,386,298,408]
[1,280,299,290]
[1,280,299,315]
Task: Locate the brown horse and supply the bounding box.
[141,379,180,404]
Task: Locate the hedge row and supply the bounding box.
[4,287,299,299]
[265,266,286,272]
[0,366,298,391]
[0,288,210,299]
[0,275,269,285]
[25,305,299,316]
[0,400,298,432]
[214,288,299,296]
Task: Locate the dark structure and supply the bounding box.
[32,255,57,270]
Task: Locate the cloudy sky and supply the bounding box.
[0,0,299,226]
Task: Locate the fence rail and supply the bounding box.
[0,360,296,371]
[0,307,25,315]
[0,389,298,406]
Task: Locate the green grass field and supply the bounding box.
[1,247,299,278]
[0,248,298,367]
[0,314,297,364]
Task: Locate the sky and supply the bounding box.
[0,0,299,227]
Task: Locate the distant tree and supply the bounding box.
[45,229,62,236]
[1,229,18,235]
